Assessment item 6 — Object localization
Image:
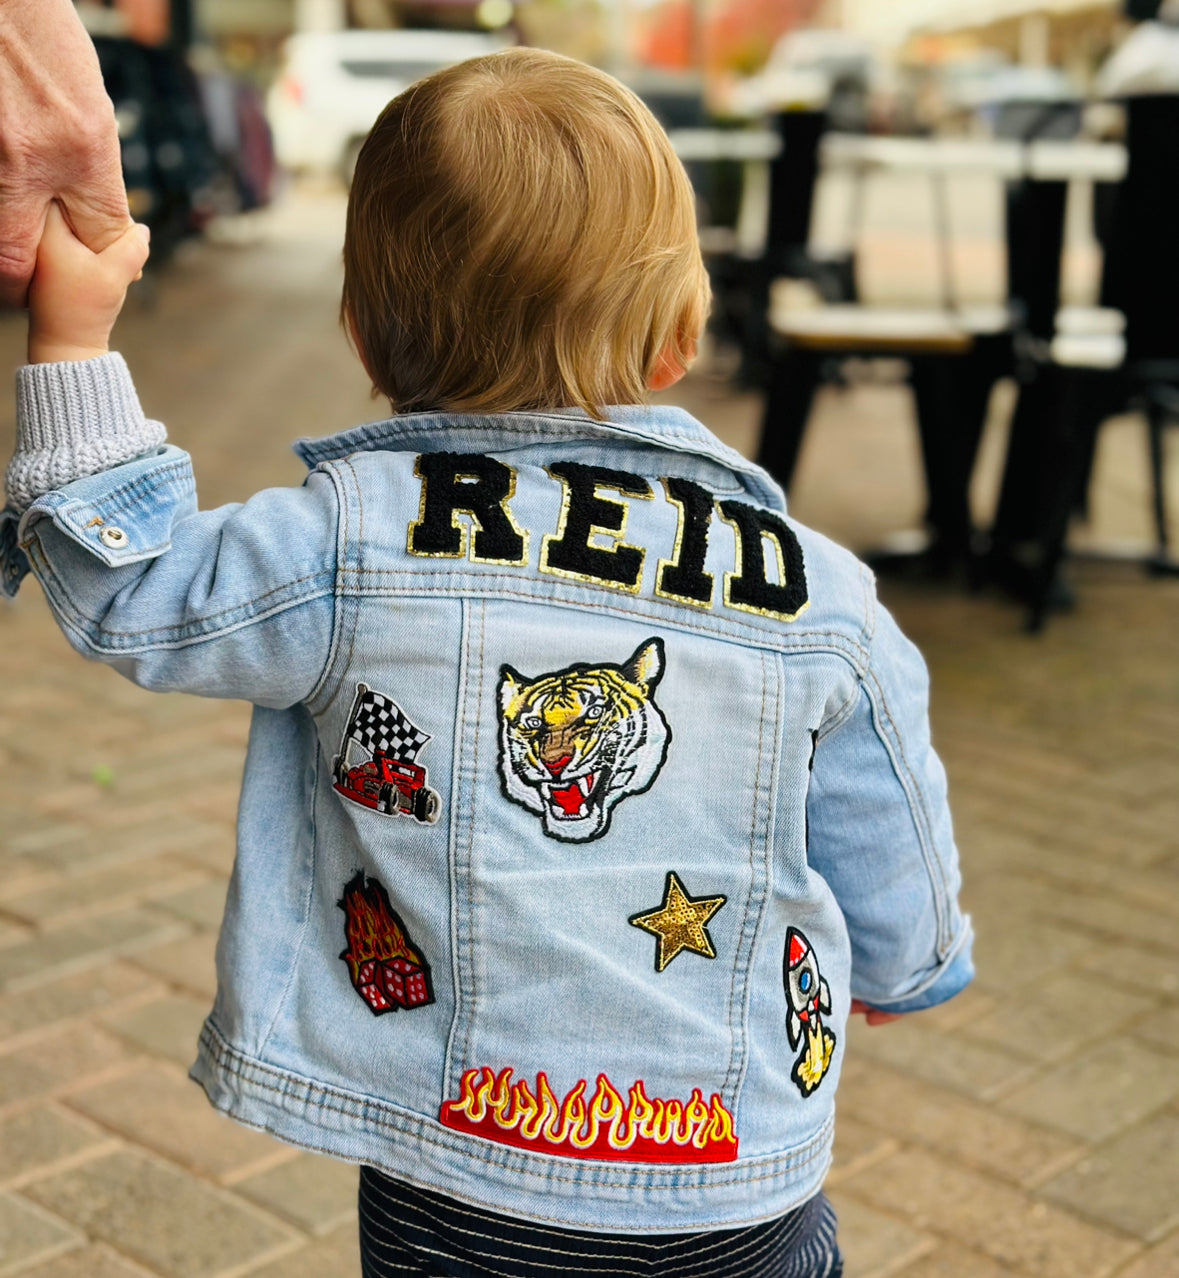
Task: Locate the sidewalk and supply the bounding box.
[1,190,1177,1277]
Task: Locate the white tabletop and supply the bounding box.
[821,133,1127,181]
[667,128,781,162]
[669,128,1127,181]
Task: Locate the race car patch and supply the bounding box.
[332,683,441,823]
[440,1066,738,1163]
[784,928,836,1096]
[339,872,434,1014]
[497,638,670,843]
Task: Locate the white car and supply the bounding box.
[267,29,510,183]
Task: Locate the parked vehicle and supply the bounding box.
[267,29,510,184]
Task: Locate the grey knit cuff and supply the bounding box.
[5,353,167,512]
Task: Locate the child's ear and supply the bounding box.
[647,334,698,392]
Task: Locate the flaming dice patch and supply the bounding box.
[784,928,835,1096]
[339,873,434,1015]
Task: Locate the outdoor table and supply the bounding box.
[818,135,1126,312]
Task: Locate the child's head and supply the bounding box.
[342,47,709,417]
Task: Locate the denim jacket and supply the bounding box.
[3,355,971,1233]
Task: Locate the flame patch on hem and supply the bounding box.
[339,873,434,1015]
[439,1067,738,1163]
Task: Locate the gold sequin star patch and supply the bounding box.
[629,872,727,973]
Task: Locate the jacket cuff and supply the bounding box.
[860,919,975,1015]
[5,353,167,512]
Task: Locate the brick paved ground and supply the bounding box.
[1,189,1177,1277]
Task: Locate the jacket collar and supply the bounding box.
[292,404,786,511]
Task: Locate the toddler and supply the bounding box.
[3,48,972,1278]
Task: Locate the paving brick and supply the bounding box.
[0,1106,114,1187]
[166,833,235,877]
[889,1242,1013,1278]
[100,994,209,1066]
[826,1191,935,1278]
[1139,1004,1179,1054]
[29,819,231,876]
[952,772,1176,862]
[998,1040,1179,1141]
[244,1220,360,1278]
[966,919,1091,993]
[14,1243,159,1277]
[843,1018,1033,1101]
[837,1060,1081,1186]
[827,1115,897,1186]
[1075,944,1179,999]
[21,1150,296,1278]
[0,1193,82,1273]
[0,917,33,949]
[106,749,247,805]
[1113,1231,1179,1278]
[0,1023,132,1109]
[233,1154,358,1236]
[153,881,228,931]
[3,822,90,861]
[0,963,158,1045]
[0,910,189,994]
[839,1148,1138,1278]
[4,859,208,929]
[1039,893,1179,955]
[959,970,1159,1065]
[65,1064,280,1180]
[127,931,219,1000]
[1038,1114,1179,1241]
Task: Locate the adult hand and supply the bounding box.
[0,0,130,307]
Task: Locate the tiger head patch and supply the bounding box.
[497,638,671,843]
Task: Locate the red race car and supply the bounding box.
[333,750,441,824]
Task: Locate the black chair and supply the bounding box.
[753,125,1014,572]
[707,108,856,390]
[758,303,1012,570]
[987,94,1179,629]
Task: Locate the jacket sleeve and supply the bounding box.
[2,356,339,710]
[806,597,973,1012]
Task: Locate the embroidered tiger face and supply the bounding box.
[497,638,671,843]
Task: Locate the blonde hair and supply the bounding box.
[342,47,709,417]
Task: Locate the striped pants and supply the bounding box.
[358,1168,843,1278]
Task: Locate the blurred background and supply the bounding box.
[0,3,1177,1277]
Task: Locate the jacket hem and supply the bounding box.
[191,1018,834,1233]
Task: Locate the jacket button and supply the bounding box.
[99,526,128,548]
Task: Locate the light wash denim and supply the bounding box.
[3,355,971,1233]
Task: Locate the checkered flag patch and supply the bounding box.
[345,687,431,761]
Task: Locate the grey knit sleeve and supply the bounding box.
[5,353,167,512]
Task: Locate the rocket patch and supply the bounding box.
[784,928,835,1096]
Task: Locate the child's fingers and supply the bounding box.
[101,222,151,282]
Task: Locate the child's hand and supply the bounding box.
[850,999,903,1026]
[27,201,150,364]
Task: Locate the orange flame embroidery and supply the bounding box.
[440,1068,738,1163]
